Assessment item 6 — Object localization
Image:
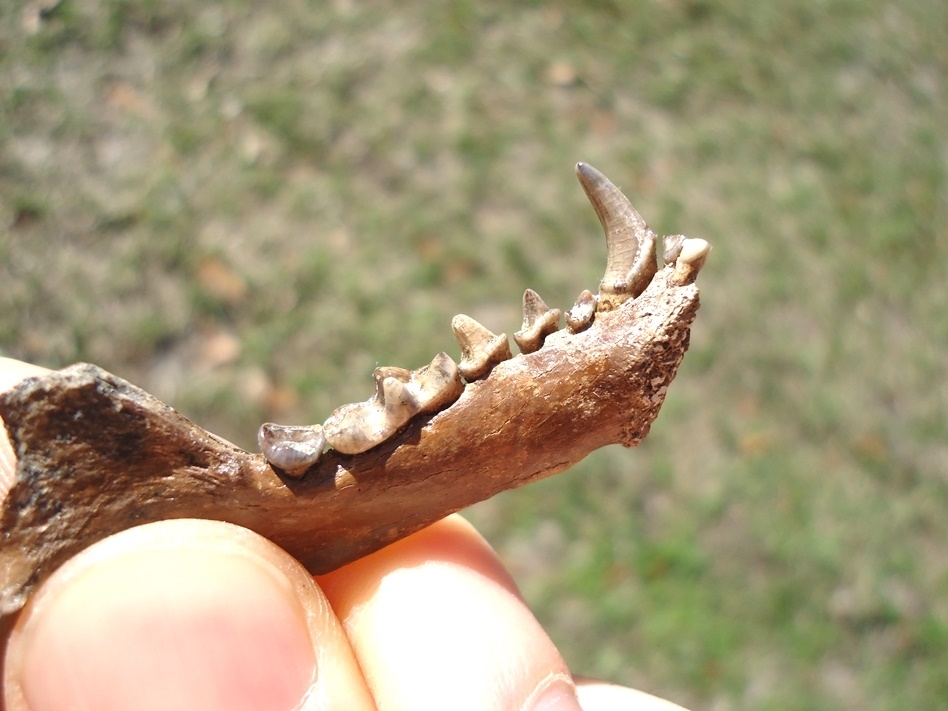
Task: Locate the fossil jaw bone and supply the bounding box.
[574,162,658,316]
[322,352,463,455]
[260,164,698,467]
[514,289,561,354]
[451,314,512,380]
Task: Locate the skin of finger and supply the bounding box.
[574,678,692,711]
[3,519,375,711]
[316,514,580,711]
[0,359,50,498]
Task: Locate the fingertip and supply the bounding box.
[318,513,523,616]
[575,678,692,711]
[0,360,49,394]
[4,519,372,711]
[0,359,50,499]
[317,514,574,711]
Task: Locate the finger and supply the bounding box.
[4,519,375,711]
[0,358,50,497]
[575,678,691,711]
[317,514,583,711]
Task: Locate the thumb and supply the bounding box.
[3,519,373,711]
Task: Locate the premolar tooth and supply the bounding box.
[575,162,657,312]
[257,423,326,477]
[514,289,561,354]
[452,314,512,380]
[323,353,464,455]
[410,352,465,412]
[566,289,597,333]
[662,234,687,266]
[671,238,711,286]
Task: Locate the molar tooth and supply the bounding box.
[566,289,597,334]
[323,354,464,455]
[575,162,657,312]
[662,234,687,266]
[324,368,414,455]
[451,314,512,380]
[514,289,561,354]
[411,351,464,412]
[258,423,326,477]
[671,238,711,286]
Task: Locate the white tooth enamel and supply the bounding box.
[257,423,326,477]
[679,238,711,264]
[671,238,711,286]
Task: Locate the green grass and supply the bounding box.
[2,0,946,707]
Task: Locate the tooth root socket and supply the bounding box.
[322,352,464,455]
[452,314,512,380]
[258,423,326,477]
[514,289,561,354]
[566,289,597,334]
[575,162,658,312]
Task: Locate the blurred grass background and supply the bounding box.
[1,0,946,707]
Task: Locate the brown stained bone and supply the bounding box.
[0,163,708,615]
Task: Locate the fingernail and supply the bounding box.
[6,520,318,711]
[529,674,583,711]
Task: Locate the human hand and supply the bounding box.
[0,358,687,710]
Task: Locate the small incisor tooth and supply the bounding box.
[566,289,597,334]
[670,238,711,286]
[514,289,561,354]
[452,314,512,380]
[662,234,687,266]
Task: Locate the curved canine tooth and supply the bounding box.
[258,423,326,477]
[452,314,512,380]
[566,289,597,334]
[662,234,687,266]
[671,238,711,286]
[514,289,561,354]
[323,354,464,455]
[575,162,657,311]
